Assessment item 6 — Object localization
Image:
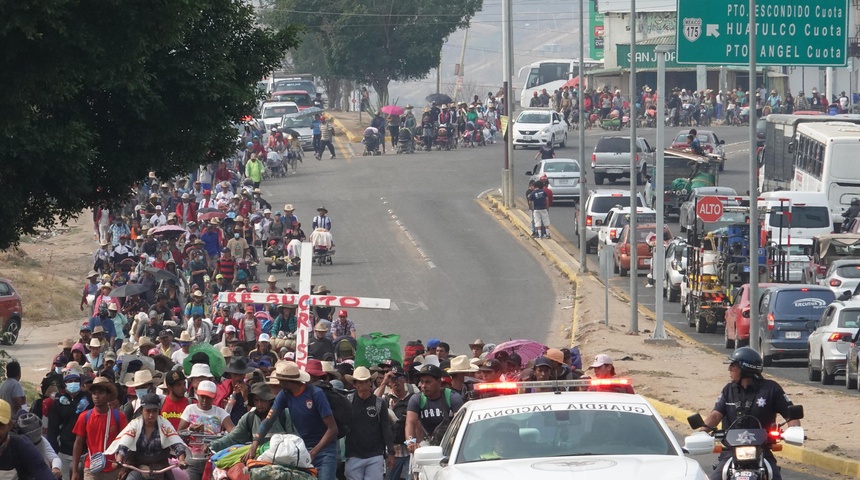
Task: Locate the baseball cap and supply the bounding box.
[416,364,444,379]
[479,358,503,372]
[588,354,614,369]
[165,369,186,387]
[225,325,237,333]
[534,356,553,368]
[196,380,217,398]
[140,393,162,410]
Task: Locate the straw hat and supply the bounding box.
[89,377,117,397]
[271,361,310,383]
[446,355,478,374]
[127,369,156,388]
[178,331,193,342]
[345,366,377,383]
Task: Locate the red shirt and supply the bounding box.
[161,396,191,430]
[72,408,128,472]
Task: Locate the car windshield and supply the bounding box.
[274,81,316,95]
[282,116,313,128]
[591,196,642,213]
[595,138,643,153]
[263,105,298,118]
[767,206,829,228]
[456,405,674,463]
[272,94,312,106]
[772,290,834,316]
[544,161,579,173]
[517,113,550,124]
[633,227,672,242]
[674,133,711,144]
[718,210,748,223]
[614,213,656,227]
[836,264,860,279]
[837,309,860,328]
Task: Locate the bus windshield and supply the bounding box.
[525,63,570,89]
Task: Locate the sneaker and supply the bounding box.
[531,232,539,238]
[645,283,654,288]
[330,154,335,159]
[544,234,551,239]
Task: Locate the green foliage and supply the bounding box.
[264,0,482,101]
[0,0,300,250]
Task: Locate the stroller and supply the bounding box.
[362,127,381,156]
[421,121,435,151]
[264,241,289,273]
[396,127,415,154]
[463,121,478,147]
[313,246,334,266]
[266,153,286,178]
[435,126,451,151]
[235,258,258,285]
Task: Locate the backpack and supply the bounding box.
[385,392,414,443]
[419,389,453,446]
[318,384,352,438]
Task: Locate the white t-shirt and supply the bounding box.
[180,404,230,435]
[171,349,190,365]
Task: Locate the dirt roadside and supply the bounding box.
[482,193,860,478]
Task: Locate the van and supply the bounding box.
[758,191,832,245]
[259,102,300,129]
[757,285,834,365]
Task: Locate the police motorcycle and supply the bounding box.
[683,405,805,480]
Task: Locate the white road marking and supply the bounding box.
[382,197,436,269]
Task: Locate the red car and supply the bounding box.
[724,283,776,349]
[0,278,22,345]
[612,223,672,277]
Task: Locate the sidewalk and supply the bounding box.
[481,192,860,478]
[326,110,392,144]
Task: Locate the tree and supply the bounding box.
[264,0,482,105]
[0,0,299,249]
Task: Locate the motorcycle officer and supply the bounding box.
[699,347,800,480]
[842,198,860,223]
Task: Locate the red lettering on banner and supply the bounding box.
[296,330,308,365]
[315,295,335,306]
[266,294,279,304]
[339,296,361,307]
[226,292,238,303]
[283,294,297,305]
[240,292,252,304]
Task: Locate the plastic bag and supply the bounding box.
[356,332,402,367]
[257,434,312,468]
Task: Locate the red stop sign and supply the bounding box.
[696,196,723,223]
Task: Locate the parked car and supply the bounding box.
[574,189,644,254]
[525,159,581,201]
[724,283,776,349]
[279,114,315,150]
[259,101,299,130]
[0,278,23,345]
[591,136,654,185]
[807,299,860,385]
[803,234,860,284]
[756,285,835,366]
[845,329,860,390]
[669,130,726,171]
[613,223,673,277]
[663,237,688,303]
[597,207,656,247]
[819,259,860,297]
[512,109,567,148]
[677,186,740,233]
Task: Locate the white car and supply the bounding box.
[807,298,860,385]
[574,189,645,254]
[259,101,299,130]
[512,109,567,149]
[414,381,707,480]
[597,206,657,247]
[526,159,581,201]
[819,258,860,296]
[664,237,688,303]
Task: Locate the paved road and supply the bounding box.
[477,122,859,396]
[252,140,560,350]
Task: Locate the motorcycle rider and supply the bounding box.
[842,198,860,223]
[699,347,800,480]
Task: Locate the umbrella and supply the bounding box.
[183,343,227,378]
[489,339,548,367]
[111,283,151,298]
[381,105,405,116]
[118,354,156,383]
[562,76,583,89]
[425,93,453,105]
[143,266,181,285]
[198,211,226,222]
[150,225,187,235]
[291,107,324,120]
[152,354,175,373]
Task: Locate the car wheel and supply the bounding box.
[737,337,750,348]
[2,317,20,346]
[687,302,695,327]
[560,133,567,148]
[681,295,687,314]
[613,258,619,274]
[619,262,628,277]
[719,159,725,172]
[847,362,858,389]
[662,276,669,299]
[512,145,517,150]
[807,350,821,381]
[761,341,773,367]
[668,286,680,303]
[680,223,687,233]
[594,173,605,185]
[725,327,735,349]
[821,353,835,385]
[636,167,645,186]
[695,315,707,333]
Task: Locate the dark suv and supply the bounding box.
[757,285,834,365]
[0,278,23,345]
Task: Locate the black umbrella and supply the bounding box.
[111,283,151,298]
[425,93,453,105]
[143,266,181,284]
[291,107,324,120]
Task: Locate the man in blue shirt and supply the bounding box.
[244,362,338,480]
[311,115,322,158]
[527,181,552,239]
[89,304,118,347]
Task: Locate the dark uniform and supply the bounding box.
[710,377,793,480]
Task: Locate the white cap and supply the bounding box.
[196,380,217,397]
[258,333,271,343]
[283,352,295,360]
[189,363,213,379]
[588,354,614,369]
[225,325,237,333]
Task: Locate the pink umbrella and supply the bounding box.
[563,76,586,89]
[380,105,405,116]
[149,225,187,235]
[489,340,548,367]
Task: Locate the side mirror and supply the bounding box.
[787,404,804,421]
[788,141,795,154]
[679,268,687,275]
[526,171,533,176]
[782,426,805,447]
[683,432,715,455]
[719,139,726,145]
[687,413,706,430]
[414,446,445,466]
[552,120,560,125]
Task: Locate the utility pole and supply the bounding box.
[578,0,588,272]
[455,28,470,102]
[629,0,639,333]
[748,0,760,353]
[502,0,515,207]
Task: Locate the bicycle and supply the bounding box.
[113,462,185,480]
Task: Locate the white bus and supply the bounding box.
[791,122,860,229]
[518,58,603,108]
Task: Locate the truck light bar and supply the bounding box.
[473,378,632,392]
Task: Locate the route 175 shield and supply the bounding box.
[683,18,702,42]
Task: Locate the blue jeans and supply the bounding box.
[386,456,409,480]
[314,442,339,480]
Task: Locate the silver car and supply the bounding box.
[574,189,644,254]
[819,258,860,296]
[280,114,315,150]
[663,237,688,303]
[807,298,860,384]
[526,159,581,201]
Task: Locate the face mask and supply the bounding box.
[136,388,149,399]
[66,382,81,394]
[55,367,63,374]
[234,233,240,239]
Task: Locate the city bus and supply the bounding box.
[518,58,603,108]
[758,113,860,193]
[791,122,860,229]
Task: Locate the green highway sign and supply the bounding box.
[676,0,849,66]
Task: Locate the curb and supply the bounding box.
[482,193,860,477]
[327,115,363,143]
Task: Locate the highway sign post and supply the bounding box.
[696,196,723,223]
[676,0,849,66]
